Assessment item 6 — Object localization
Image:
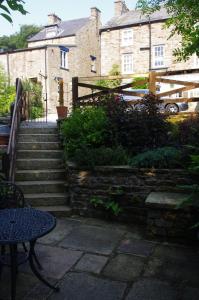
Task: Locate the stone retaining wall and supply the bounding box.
[67,165,196,225]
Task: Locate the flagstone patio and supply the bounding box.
[0,216,199,300]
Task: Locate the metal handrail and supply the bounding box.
[5,79,24,182]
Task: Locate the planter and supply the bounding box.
[56,106,68,119]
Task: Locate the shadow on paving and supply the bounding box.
[0,217,198,300]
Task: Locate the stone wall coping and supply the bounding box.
[67,162,187,175]
[145,192,190,209]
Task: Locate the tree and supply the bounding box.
[0,24,41,50]
[136,0,199,61]
[0,0,27,23]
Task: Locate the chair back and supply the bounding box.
[0,182,25,209]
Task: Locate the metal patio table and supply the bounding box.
[0,207,59,300]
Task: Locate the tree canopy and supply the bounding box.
[0,0,27,23]
[136,0,199,61]
[0,24,41,50]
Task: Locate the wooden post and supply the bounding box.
[72,77,79,109]
[149,71,156,94]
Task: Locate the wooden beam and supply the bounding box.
[156,68,199,77]
[157,85,197,98]
[149,71,156,94]
[78,82,132,91]
[156,77,199,87]
[78,73,149,82]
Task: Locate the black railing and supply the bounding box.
[3,79,24,182]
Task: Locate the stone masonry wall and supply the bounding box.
[101,21,197,75]
[67,166,195,225]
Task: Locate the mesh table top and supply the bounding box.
[0,208,56,245]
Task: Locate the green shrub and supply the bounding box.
[61,107,108,158]
[30,106,44,119]
[73,146,128,167]
[23,79,43,119]
[177,114,199,147]
[130,147,182,168]
[0,65,15,116]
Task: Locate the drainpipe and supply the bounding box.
[6,52,10,85]
[44,47,48,122]
[148,16,152,71]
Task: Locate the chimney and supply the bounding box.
[90,7,101,19]
[48,13,61,25]
[114,1,129,17]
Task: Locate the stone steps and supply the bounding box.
[17,150,63,159]
[17,142,60,150]
[16,158,64,170]
[16,169,66,181]
[25,193,68,206]
[17,180,66,194]
[16,124,69,217]
[18,134,59,143]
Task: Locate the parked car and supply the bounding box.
[118,89,188,113]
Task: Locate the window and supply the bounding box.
[194,54,199,68]
[60,49,69,69]
[122,53,133,74]
[153,45,165,68]
[121,29,133,46]
[90,55,96,72]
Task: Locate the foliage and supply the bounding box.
[0,64,15,116]
[22,79,43,119]
[61,107,108,158]
[177,114,199,147]
[0,24,41,50]
[100,93,170,154]
[130,146,182,168]
[136,0,199,61]
[95,64,121,89]
[132,77,148,89]
[0,0,27,23]
[72,146,128,167]
[90,196,123,216]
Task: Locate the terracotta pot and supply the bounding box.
[56,106,68,119]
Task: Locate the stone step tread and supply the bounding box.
[17,158,63,161]
[17,142,59,144]
[17,180,66,185]
[35,205,72,212]
[18,134,58,136]
[25,193,67,199]
[16,169,65,174]
[17,150,62,153]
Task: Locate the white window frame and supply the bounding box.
[121,29,133,46]
[60,50,68,69]
[153,45,165,68]
[122,53,133,74]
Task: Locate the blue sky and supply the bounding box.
[0,0,138,36]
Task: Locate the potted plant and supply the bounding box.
[56,79,68,119]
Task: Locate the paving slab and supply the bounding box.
[117,238,156,257]
[180,287,199,300]
[38,218,81,245]
[151,245,199,286]
[59,225,124,255]
[23,279,57,300]
[20,244,82,280]
[74,254,108,274]
[126,278,177,300]
[48,272,127,300]
[103,254,145,281]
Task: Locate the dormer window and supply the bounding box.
[45,25,58,38]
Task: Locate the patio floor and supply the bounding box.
[0,216,199,300]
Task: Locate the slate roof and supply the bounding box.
[28,17,90,42]
[101,7,169,31]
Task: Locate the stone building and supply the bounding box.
[100,1,199,101]
[0,7,101,114]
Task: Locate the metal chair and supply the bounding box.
[0,181,42,270]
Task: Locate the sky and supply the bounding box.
[0,0,138,36]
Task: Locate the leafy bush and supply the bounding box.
[130,147,182,168]
[23,79,43,119]
[177,114,199,147]
[100,93,170,154]
[0,65,15,116]
[72,146,128,167]
[61,107,108,158]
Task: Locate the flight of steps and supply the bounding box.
[15,124,72,217]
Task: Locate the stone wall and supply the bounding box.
[101,21,197,76]
[67,165,195,225]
